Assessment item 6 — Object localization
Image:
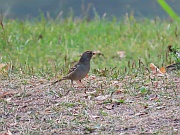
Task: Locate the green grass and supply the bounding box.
[157,0,180,21]
[1,16,179,78]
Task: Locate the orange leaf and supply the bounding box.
[160,67,166,73]
[150,63,164,75]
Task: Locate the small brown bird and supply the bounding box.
[52,51,95,87]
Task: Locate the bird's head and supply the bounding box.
[79,51,95,63]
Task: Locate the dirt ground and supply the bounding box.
[0,73,179,135]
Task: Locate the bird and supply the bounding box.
[52,51,95,88]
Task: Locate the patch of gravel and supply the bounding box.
[0,72,179,134]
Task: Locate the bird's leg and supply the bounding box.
[75,80,85,87]
[76,80,87,94]
[71,80,75,87]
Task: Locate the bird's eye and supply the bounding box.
[87,51,92,54]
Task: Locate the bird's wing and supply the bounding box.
[68,63,80,74]
[52,64,80,84]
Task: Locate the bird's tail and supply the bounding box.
[52,77,67,85]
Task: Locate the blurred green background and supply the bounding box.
[0,0,180,20]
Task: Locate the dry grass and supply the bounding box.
[0,71,179,135]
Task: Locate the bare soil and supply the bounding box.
[0,73,179,135]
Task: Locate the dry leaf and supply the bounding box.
[96,95,109,101]
[135,111,148,116]
[39,79,48,84]
[104,104,114,110]
[5,98,12,102]
[93,50,101,55]
[0,63,11,75]
[93,50,104,58]
[117,51,126,58]
[116,89,122,94]
[88,75,96,79]
[0,90,18,99]
[156,106,166,110]
[110,81,122,87]
[150,63,164,75]
[149,94,158,100]
[3,130,13,135]
[89,114,100,119]
[86,90,97,95]
[44,109,53,114]
[154,82,158,88]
